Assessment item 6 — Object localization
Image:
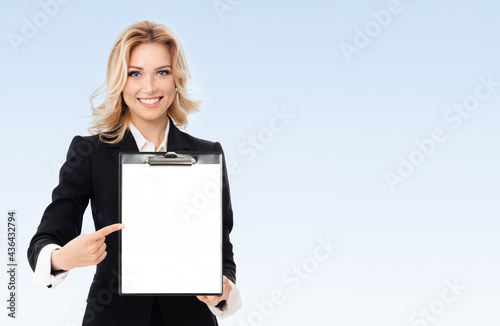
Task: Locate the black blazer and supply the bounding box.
[27,118,236,326]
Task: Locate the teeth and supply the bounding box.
[139,98,160,105]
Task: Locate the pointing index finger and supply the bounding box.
[94,223,124,238]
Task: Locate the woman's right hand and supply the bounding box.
[51,223,124,271]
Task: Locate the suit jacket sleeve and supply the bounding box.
[27,136,92,272]
[214,141,237,285]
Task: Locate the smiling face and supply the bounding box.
[122,42,176,129]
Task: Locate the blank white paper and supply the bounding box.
[120,163,222,295]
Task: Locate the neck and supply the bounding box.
[130,116,168,150]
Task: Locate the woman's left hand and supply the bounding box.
[197,275,232,307]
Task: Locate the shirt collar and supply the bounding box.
[128,119,170,152]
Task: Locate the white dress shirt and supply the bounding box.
[33,119,241,319]
[127,120,169,152]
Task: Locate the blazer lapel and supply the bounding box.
[107,116,190,165]
[108,129,139,165]
[166,116,190,152]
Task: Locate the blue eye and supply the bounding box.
[158,70,171,76]
[128,71,140,77]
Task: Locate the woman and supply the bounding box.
[27,20,241,326]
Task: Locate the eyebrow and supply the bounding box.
[128,65,172,70]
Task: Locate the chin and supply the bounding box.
[140,113,168,122]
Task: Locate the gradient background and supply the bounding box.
[1,0,499,325]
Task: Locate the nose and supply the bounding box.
[142,74,157,94]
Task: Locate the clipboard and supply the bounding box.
[118,151,223,296]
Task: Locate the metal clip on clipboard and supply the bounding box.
[145,152,196,165]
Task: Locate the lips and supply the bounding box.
[138,97,162,105]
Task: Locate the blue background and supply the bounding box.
[1,0,499,325]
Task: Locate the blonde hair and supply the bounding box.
[88,20,200,143]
